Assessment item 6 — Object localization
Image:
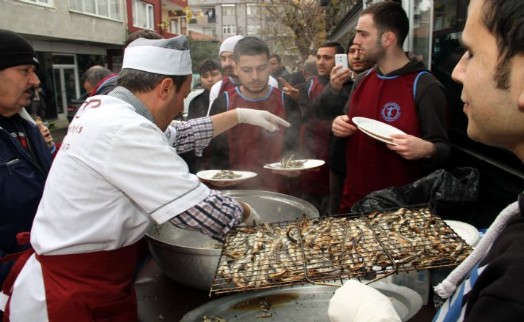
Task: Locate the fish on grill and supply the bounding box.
[211,207,472,295]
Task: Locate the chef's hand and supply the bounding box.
[328,280,401,322]
[237,108,290,132]
[239,202,261,226]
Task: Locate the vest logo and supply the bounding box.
[381,102,401,122]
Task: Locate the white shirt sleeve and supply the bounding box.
[207,80,222,116]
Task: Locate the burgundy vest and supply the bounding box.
[299,77,331,195]
[219,76,239,95]
[339,69,425,212]
[225,86,286,192]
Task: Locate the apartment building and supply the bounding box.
[0,0,186,121]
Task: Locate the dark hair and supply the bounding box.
[361,1,409,47]
[319,41,345,55]
[269,54,282,63]
[197,58,221,75]
[81,66,112,86]
[124,30,163,48]
[233,37,270,61]
[346,33,356,52]
[118,69,188,93]
[482,0,524,89]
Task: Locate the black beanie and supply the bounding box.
[0,29,40,70]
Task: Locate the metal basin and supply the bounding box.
[145,190,319,290]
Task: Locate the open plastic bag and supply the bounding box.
[351,167,480,221]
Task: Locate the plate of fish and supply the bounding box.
[263,157,325,173]
[197,170,257,187]
[352,116,406,144]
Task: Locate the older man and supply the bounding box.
[328,0,524,321]
[1,35,288,322]
[0,29,52,288]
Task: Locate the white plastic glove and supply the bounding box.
[236,108,290,132]
[328,280,401,322]
[240,202,261,226]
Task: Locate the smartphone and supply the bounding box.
[335,54,348,70]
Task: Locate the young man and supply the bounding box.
[329,35,375,214]
[187,58,222,120]
[332,2,450,212]
[0,29,52,287]
[207,35,278,112]
[181,58,222,173]
[207,37,292,192]
[269,53,290,81]
[328,0,524,321]
[1,36,289,321]
[296,42,351,214]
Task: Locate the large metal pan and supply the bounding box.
[145,190,319,290]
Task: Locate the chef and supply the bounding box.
[1,36,289,321]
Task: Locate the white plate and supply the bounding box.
[358,127,399,146]
[263,159,325,172]
[196,170,257,187]
[352,117,406,141]
[445,220,480,247]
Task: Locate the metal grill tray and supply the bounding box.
[182,283,422,322]
[211,206,472,295]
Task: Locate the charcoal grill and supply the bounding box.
[210,206,472,295]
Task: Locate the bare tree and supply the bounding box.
[257,0,355,61]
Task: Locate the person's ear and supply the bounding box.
[157,77,174,99]
[518,56,524,111]
[382,31,396,48]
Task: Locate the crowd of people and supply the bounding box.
[0,0,523,321]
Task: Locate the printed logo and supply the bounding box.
[381,102,401,122]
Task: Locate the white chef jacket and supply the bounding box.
[6,91,243,321]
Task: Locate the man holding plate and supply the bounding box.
[332,2,450,211]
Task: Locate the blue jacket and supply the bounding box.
[0,116,52,284]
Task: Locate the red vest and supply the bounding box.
[219,76,239,95]
[340,69,425,212]
[299,77,331,195]
[225,87,286,192]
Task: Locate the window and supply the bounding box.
[246,4,259,17]
[19,0,53,6]
[222,24,237,37]
[221,4,235,17]
[132,0,154,29]
[69,0,122,20]
[204,7,216,23]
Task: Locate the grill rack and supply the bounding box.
[210,206,472,296]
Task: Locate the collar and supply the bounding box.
[108,86,156,124]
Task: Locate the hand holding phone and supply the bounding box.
[335,54,348,70]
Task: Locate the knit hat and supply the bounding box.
[0,29,39,70]
[122,35,192,76]
[219,35,244,56]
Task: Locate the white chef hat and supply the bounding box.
[219,35,244,56]
[122,35,192,75]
